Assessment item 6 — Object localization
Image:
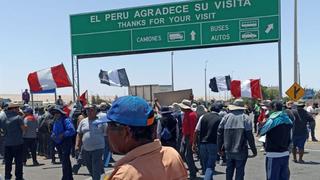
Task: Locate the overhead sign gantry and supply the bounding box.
[69,0,280,100]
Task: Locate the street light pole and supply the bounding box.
[171,51,174,91]
[205,60,208,106]
[294,0,298,83]
[298,61,301,85]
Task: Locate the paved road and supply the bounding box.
[1,117,319,180]
[0,140,319,180]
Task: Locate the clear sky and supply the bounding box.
[0,0,319,99]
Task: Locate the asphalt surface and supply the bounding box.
[0,140,319,180]
[1,116,320,180]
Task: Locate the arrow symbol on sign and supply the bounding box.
[294,86,301,99]
[190,31,196,41]
[265,24,274,34]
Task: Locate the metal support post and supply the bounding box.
[72,55,80,101]
[278,0,283,99]
[171,52,174,91]
[205,60,208,106]
[294,0,298,83]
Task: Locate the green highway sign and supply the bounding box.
[70,0,279,58]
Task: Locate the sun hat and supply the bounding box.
[160,106,173,115]
[105,96,154,127]
[286,100,294,108]
[178,99,192,110]
[295,100,306,107]
[171,103,181,112]
[228,99,247,111]
[99,102,111,111]
[7,103,20,109]
[49,105,66,115]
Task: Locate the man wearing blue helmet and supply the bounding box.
[102,96,187,180]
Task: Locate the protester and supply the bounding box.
[179,99,198,179]
[102,96,188,180]
[22,107,40,166]
[97,102,113,168]
[192,102,222,180]
[292,100,313,163]
[260,101,293,180]
[22,89,30,104]
[72,108,87,174]
[0,104,6,160]
[47,106,59,164]
[55,95,64,106]
[36,107,45,156]
[306,102,318,142]
[196,104,207,119]
[253,101,261,133]
[157,106,179,150]
[215,102,227,166]
[171,103,183,152]
[257,100,272,152]
[50,105,76,180]
[75,104,105,180]
[217,99,257,180]
[0,103,26,180]
[195,104,208,169]
[37,106,52,159]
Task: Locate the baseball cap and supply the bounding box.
[23,107,33,114]
[105,96,154,127]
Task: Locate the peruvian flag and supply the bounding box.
[231,79,262,99]
[63,104,72,117]
[27,64,72,92]
[79,90,88,106]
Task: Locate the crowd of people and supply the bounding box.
[0,94,318,180]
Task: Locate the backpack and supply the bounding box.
[160,115,176,141]
[161,127,172,141]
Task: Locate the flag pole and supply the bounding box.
[31,92,34,109]
[171,51,174,91]
[54,90,57,102]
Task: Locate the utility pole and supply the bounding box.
[294,0,298,83]
[204,60,208,106]
[298,61,301,85]
[171,51,174,91]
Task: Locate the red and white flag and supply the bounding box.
[27,64,72,92]
[231,79,262,99]
[79,90,88,106]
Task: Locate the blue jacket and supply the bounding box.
[51,116,76,144]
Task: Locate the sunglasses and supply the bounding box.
[107,122,125,130]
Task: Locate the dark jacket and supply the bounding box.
[217,110,257,160]
[159,114,178,144]
[260,111,293,153]
[265,124,292,152]
[292,108,313,137]
[198,112,221,144]
[0,110,24,146]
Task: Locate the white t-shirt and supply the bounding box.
[77,118,106,151]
